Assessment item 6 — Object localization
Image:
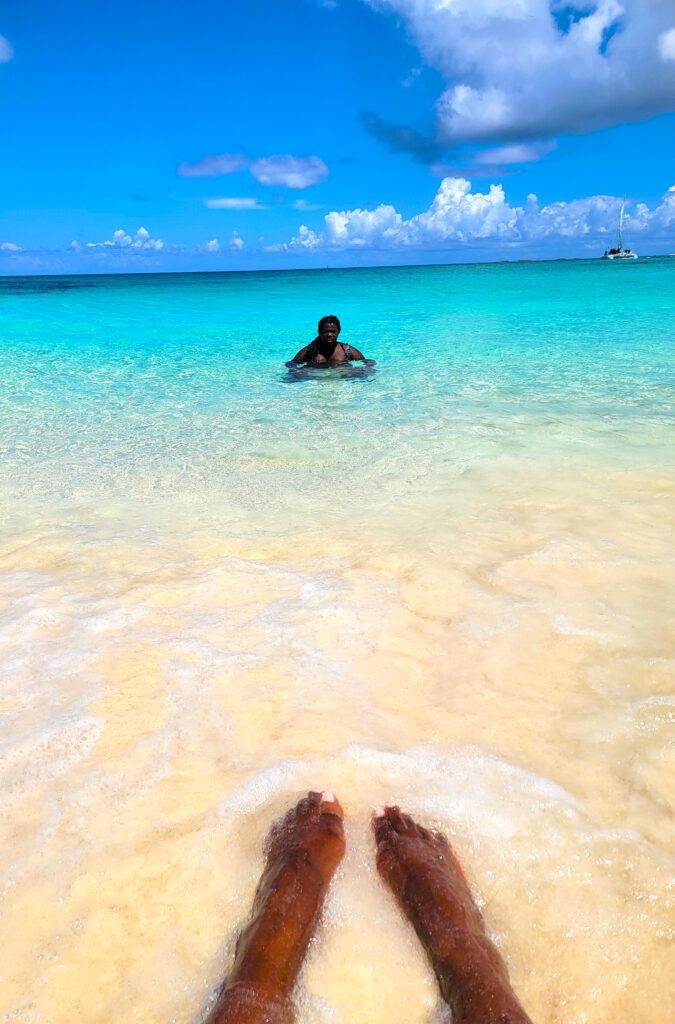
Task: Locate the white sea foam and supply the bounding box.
[1,519,672,1023]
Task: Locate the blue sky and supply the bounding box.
[1,0,674,273]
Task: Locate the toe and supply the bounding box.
[384,805,405,832]
[372,807,395,845]
[319,790,343,820]
[401,812,419,836]
[296,792,321,822]
[384,805,417,836]
[319,792,345,842]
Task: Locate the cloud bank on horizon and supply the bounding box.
[76,227,165,252]
[3,180,673,271]
[271,178,675,253]
[362,0,675,156]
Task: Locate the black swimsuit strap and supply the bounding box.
[306,339,349,361]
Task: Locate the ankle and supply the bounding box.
[438,968,531,1024]
[211,981,292,1024]
[229,959,295,1003]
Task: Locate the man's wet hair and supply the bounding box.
[318,315,341,334]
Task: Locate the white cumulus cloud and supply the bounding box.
[0,241,22,251]
[84,227,164,251]
[178,151,329,189]
[659,28,675,62]
[249,155,329,189]
[363,1,675,145]
[230,230,245,251]
[276,178,675,253]
[474,142,557,165]
[200,238,221,253]
[204,197,267,210]
[0,35,13,62]
[292,198,323,211]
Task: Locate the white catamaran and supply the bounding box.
[603,199,638,260]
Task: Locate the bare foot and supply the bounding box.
[373,806,533,1024]
[207,790,345,1024]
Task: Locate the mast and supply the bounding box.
[618,198,625,250]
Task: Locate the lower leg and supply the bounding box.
[207,791,345,1024]
[373,806,533,1024]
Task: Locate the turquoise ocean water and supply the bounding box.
[1,259,674,1024]
[2,259,673,527]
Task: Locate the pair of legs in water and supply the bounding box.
[206,792,533,1024]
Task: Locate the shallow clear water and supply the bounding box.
[1,260,674,1023]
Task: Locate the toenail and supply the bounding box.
[372,805,385,818]
[321,790,335,803]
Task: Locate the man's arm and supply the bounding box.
[286,344,309,366]
[348,345,376,365]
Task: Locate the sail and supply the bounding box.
[618,199,625,250]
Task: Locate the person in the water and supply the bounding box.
[286,315,375,367]
[206,791,534,1024]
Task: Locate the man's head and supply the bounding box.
[318,315,341,344]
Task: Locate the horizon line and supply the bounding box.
[2,252,673,282]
